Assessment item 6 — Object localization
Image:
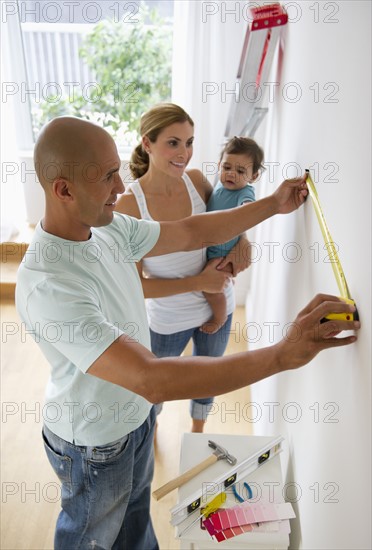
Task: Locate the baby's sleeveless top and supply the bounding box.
[127,173,234,334]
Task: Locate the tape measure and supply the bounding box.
[305,169,358,322]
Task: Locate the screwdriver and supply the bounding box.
[178,492,227,537]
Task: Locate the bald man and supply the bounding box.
[16,117,359,550]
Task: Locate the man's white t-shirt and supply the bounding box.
[16,213,160,446]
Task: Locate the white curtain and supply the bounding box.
[0,16,27,237]
[171,1,246,172]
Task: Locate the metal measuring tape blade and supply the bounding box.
[305,169,359,323]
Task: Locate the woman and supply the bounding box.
[115,103,251,432]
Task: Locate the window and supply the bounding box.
[14,0,174,149]
[1,0,173,227]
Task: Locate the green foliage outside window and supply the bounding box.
[32,4,172,148]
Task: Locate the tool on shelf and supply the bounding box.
[152,440,237,501]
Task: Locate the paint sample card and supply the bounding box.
[203,501,295,542]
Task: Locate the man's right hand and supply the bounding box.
[272,174,308,215]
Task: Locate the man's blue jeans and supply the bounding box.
[150,314,233,420]
[42,407,158,550]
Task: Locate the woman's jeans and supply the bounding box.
[42,407,158,550]
[150,314,233,420]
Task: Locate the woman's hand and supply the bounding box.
[217,235,252,276]
[197,259,232,293]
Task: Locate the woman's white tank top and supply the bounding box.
[128,173,235,334]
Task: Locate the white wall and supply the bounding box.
[247,2,371,549]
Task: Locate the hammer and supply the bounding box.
[152,440,237,500]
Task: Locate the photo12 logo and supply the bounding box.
[1,1,141,24]
[201,81,340,105]
[201,2,340,24]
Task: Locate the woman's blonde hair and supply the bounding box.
[130,103,194,179]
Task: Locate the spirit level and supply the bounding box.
[171,435,284,528]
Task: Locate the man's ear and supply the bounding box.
[52,178,73,201]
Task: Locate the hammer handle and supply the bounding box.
[152,454,218,500]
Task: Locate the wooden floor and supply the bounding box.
[1,304,251,550]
